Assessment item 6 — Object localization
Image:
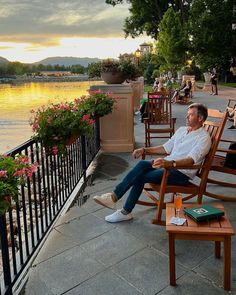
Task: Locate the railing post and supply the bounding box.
[95,118,100,150]
[0,214,13,295]
[81,135,87,184]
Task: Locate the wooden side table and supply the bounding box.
[166,203,235,291]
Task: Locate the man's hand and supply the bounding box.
[152,158,173,169]
[132,148,144,159]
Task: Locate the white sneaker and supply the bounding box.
[93,193,116,209]
[105,209,133,223]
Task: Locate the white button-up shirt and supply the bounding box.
[163,126,211,179]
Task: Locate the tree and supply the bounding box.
[105,0,191,39]
[87,62,102,78]
[157,7,188,72]
[189,0,234,75]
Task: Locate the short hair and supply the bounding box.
[188,103,208,121]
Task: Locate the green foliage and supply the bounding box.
[189,0,234,72]
[30,100,95,155]
[0,155,38,215]
[105,0,191,39]
[0,61,86,76]
[80,91,116,118]
[88,59,141,80]
[118,59,141,80]
[157,7,188,72]
[88,62,102,78]
[70,64,85,74]
[30,92,116,155]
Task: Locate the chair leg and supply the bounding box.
[197,194,203,204]
[152,174,168,225]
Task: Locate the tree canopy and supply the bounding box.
[189,0,234,71]
[105,0,235,79]
[157,7,188,72]
[105,0,191,39]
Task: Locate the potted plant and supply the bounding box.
[0,154,38,214]
[30,100,95,155]
[79,90,116,118]
[100,59,125,84]
[89,59,141,84]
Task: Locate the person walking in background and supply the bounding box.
[210,68,218,95]
[227,104,236,129]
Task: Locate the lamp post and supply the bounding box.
[135,49,141,66]
[187,59,193,67]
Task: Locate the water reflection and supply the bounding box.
[0,81,103,153]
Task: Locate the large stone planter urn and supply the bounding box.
[101,71,125,84]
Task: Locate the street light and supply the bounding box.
[135,49,141,66]
[187,59,193,67]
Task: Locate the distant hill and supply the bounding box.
[0,57,9,64]
[35,56,102,67]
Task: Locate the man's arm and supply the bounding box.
[132,145,166,159]
[152,157,194,169]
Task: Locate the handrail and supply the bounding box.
[0,120,100,294]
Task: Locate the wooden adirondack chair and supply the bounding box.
[204,138,236,201]
[144,91,176,147]
[137,109,228,225]
[203,100,236,201]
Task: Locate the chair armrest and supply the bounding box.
[163,164,202,171]
[217,148,236,154]
[220,138,236,144]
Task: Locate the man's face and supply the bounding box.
[186,107,202,127]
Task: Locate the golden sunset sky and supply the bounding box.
[0,0,151,63]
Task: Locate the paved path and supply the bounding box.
[24,87,236,295]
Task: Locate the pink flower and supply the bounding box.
[52,146,59,155]
[60,103,70,111]
[82,114,90,121]
[32,124,39,132]
[31,163,39,173]
[0,170,7,177]
[18,156,29,164]
[47,116,53,124]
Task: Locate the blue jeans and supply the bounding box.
[114,160,190,213]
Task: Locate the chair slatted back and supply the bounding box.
[198,109,228,182]
[146,92,172,125]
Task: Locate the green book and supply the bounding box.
[184,205,224,222]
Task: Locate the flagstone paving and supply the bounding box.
[24,87,236,295]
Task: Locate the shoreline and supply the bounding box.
[0,75,102,84]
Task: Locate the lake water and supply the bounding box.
[0,80,103,153]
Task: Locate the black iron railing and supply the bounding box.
[0,121,100,295]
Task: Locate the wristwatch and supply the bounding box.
[172,160,177,167]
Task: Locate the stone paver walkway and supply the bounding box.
[24,87,236,295]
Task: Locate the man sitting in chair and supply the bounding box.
[93,103,211,223]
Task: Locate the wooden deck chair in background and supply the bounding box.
[204,137,236,201]
[144,92,176,147]
[137,109,228,225]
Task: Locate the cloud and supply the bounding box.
[0,0,130,44]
